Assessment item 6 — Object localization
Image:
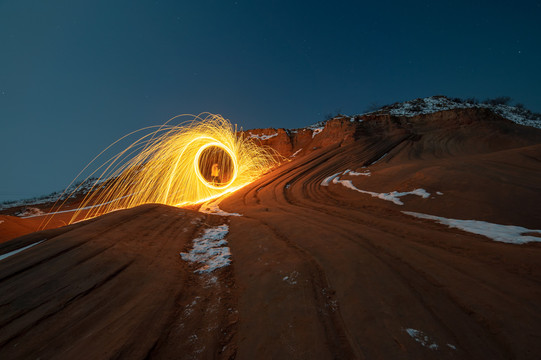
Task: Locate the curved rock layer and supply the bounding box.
[1,108,541,359]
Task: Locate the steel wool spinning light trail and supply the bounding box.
[45,113,278,225]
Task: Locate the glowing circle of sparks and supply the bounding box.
[40,113,279,227]
[193,140,238,190]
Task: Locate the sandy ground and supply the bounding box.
[1,111,541,359]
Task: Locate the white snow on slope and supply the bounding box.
[305,121,326,130]
[334,178,430,205]
[248,132,278,141]
[321,172,342,186]
[404,328,455,351]
[180,225,231,273]
[199,199,242,216]
[371,152,388,165]
[366,96,541,129]
[322,169,371,186]
[322,172,430,205]
[290,148,303,158]
[403,211,541,244]
[347,169,371,176]
[311,127,324,138]
[283,270,299,285]
[0,240,45,262]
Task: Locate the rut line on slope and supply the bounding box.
[0,205,160,283]
[243,143,344,207]
[254,149,523,355]
[276,172,529,356]
[0,259,134,349]
[261,197,516,356]
[242,215,358,359]
[298,171,541,311]
[144,215,238,359]
[362,134,414,166]
[0,241,120,324]
[305,179,541,290]
[2,207,188,309]
[286,149,541,287]
[139,222,205,359]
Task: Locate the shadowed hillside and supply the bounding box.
[1,99,541,359]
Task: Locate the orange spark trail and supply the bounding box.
[42,113,278,227]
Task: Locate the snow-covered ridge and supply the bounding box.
[0,177,107,211]
[303,116,355,134]
[366,96,541,129]
[305,121,328,130]
[247,132,278,141]
[301,96,540,132]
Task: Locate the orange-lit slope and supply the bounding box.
[1,108,541,359]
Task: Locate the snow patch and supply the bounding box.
[205,275,218,286]
[290,148,302,158]
[370,152,388,165]
[183,296,201,316]
[403,211,541,244]
[347,170,371,176]
[329,175,430,205]
[311,127,324,138]
[405,328,442,350]
[199,199,242,217]
[248,132,278,141]
[321,172,342,186]
[322,169,370,186]
[305,121,326,130]
[283,270,299,285]
[180,224,231,273]
[0,240,45,262]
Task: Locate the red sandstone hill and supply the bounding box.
[1,99,541,359]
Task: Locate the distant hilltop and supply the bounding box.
[362,95,541,129]
[245,95,541,159]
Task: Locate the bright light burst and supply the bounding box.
[47,113,278,225]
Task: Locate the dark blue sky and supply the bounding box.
[1,0,540,201]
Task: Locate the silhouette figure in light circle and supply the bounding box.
[211,163,221,185]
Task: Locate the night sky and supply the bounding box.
[1,0,540,202]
